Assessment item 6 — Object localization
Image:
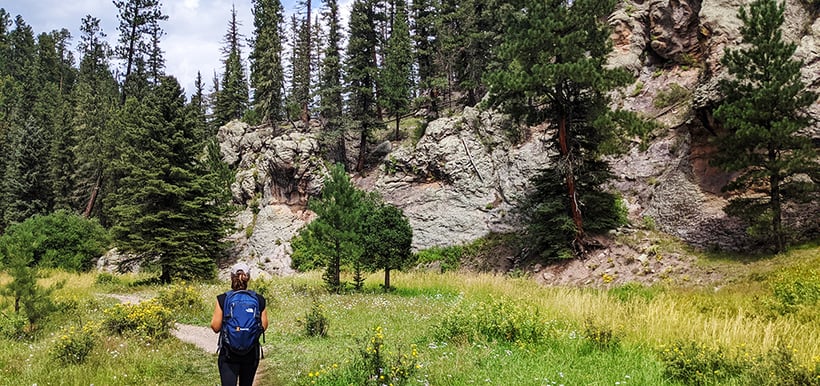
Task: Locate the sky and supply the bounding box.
[0,0,348,97]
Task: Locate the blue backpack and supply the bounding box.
[220,290,264,356]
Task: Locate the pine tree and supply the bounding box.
[107,76,232,282]
[380,0,413,140]
[290,164,366,292]
[318,0,345,163]
[487,0,636,259]
[2,117,51,226]
[345,0,382,172]
[360,196,413,290]
[250,0,286,125]
[73,15,119,220]
[713,0,819,252]
[410,0,440,117]
[214,5,249,127]
[113,0,167,104]
[293,0,313,124]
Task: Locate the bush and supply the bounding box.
[653,83,691,109]
[355,326,418,386]
[301,299,329,337]
[658,341,746,385]
[415,245,463,273]
[745,345,820,385]
[0,312,28,339]
[769,269,820,316]
[582,318,620,351]
[156,282,206,322]
[0,210,109,272]
[51,324,97,364]
[102,299,174,340]
[609,282,661,303]
[434,297,550,345]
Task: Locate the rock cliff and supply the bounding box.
[218,0,820,276]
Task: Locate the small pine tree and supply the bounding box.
[713,0,819,252]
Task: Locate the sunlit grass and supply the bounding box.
[1,243,819,384]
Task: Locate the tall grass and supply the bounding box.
[1,244,819,384]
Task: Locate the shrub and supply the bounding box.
[51,324,97,364]
[434,297,550,344]
[582,318,620,351]
[745,345,820,385]
[301,298,329,337]
[657,341,746,385]
[653,83,691,109]
[0,312,28,339]
[94,272,123,286]
[0,210,109,272]
[769,269,820,316]
[156,283,206,323]
[103,299,174,340]
[355,326,418,386]
[609,282,660,302]
[415,245,463,273]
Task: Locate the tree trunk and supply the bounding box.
[383,268,391,291]
[769,146,784,253]
[83,172,102,218]
[160,265,172,284]
[356,124,367,172]
[394,116,401,141]
[558,113,584,249]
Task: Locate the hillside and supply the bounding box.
[217,0,820,279]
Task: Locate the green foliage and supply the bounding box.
[653,83,691,109]
[608,282,661,303]
[582,318,620,352]
[712,0,819,252]
[0,227,63,330]
[102,299,174,340]
[380,0,413,139]
[249,0,286,124]
[767,269,820,319]
[0,311,27,339]
[745,345,820,385]
[214,6,249,126]
[519,167,628,260]
[360,197,414,289]
[0,210,109,272]
[291,164,365,291]
[51,323,97,364]
[435,297,551,345]
[107,76,231,283]
[658,341,747,385]
[301,298,329,337]
[415,245,463,272]
[156,282,206,323]
[354,326,418,386]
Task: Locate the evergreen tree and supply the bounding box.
[345,0,382,172]
[290,164,365,292]
[73,15,119,220]
[713,0,819,252]
[113,0,167,104]
[360,196,413,290]
[146,21,165,85]
[380,0,413,140]
[107,76,232,282]
[214,5,249,127]
[487,0,636,259]
[250,0,286,125]
[293,0,313,124]
[2,117,51,226]
[410,0,440,117]
[318,0,345,163]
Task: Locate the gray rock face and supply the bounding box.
[217,0,820,276]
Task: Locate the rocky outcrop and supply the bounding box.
[218,0,820,275]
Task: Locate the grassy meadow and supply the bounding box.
[1,243,819,385]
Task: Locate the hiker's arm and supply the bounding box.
[210,300,222,333]
[261,309,269,331]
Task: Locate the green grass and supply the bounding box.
[2,243,820,385]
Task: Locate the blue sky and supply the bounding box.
[0,0,345,96]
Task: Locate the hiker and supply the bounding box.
[210,262,269,386]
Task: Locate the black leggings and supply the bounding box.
[218,351,259,386]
